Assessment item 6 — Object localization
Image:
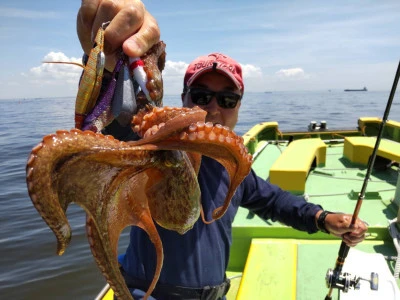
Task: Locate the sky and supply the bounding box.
[1,0,399,99]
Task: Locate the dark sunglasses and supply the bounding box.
[187,87,241,109]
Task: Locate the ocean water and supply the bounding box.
[1,91,399,299]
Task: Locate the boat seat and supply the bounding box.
[343,136,400,166]
[269,138,327,193]
[236,239,400,300]
[236,239,297,300]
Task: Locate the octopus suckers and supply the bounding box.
[32,143,43,153]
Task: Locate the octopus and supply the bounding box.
[26,41,252,299]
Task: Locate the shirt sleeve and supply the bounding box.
[239,169,322,233]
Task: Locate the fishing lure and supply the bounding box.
[112,57,138,126]
[74,22,109,129]
[43,23,108,128]
[129,57,152,102]
[87,53,160,131]
[82,58,125,132]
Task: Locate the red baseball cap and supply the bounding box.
[184,53,244,93]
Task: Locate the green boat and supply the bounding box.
[96,116,400,299]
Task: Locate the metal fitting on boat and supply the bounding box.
[308,121,317,131]
[308,120,328,131]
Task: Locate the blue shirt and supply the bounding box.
[121,156,322,292]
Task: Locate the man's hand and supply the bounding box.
[77,0,160,70]
[316,211,368,247]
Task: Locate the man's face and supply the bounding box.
[181,71,241,130]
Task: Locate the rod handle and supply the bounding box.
[338,241,350,260]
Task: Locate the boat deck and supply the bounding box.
[227,134,399,299]
[233,140,398,228]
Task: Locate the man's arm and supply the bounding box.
[240,171,368,247]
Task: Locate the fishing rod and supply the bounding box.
[324,59,400,300]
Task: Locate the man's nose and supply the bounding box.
[205,96,219,112]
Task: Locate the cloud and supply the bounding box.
[275,68,308,80]
[0,52,84,99]
[241,64,263,78]
[162,60,188,95]
[163,60,188,77]
[26,52,83,85]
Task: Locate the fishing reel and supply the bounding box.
[325,268,378,293]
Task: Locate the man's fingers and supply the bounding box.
[342,234,356,247]
[77,0,101,54]
[104,2,146,55]
[122,11,161,57]
[76,0,160,69]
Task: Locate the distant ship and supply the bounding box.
[344,86,368,92]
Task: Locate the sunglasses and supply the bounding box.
[187,87,241,109]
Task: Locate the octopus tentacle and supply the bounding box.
[146,130,252,223]
[85,171,164,299]
[177,126,252,221]
[26,130,169,299]
[130,106,253,222]
[55,146,163,299]
[86,216,131,299]
[141,41,166,105]
[132,106,206,138]
[26,129,151,254]
[131,42,166,109]
[132,106,206,175]
[145,150,201,233]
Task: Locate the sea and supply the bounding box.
[1,90,399,299]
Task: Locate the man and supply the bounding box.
[77,1,367,299]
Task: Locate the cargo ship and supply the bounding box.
[344,86,368,92]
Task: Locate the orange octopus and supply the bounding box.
[26,42,252,299]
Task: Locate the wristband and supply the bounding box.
[317,211,333,234]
